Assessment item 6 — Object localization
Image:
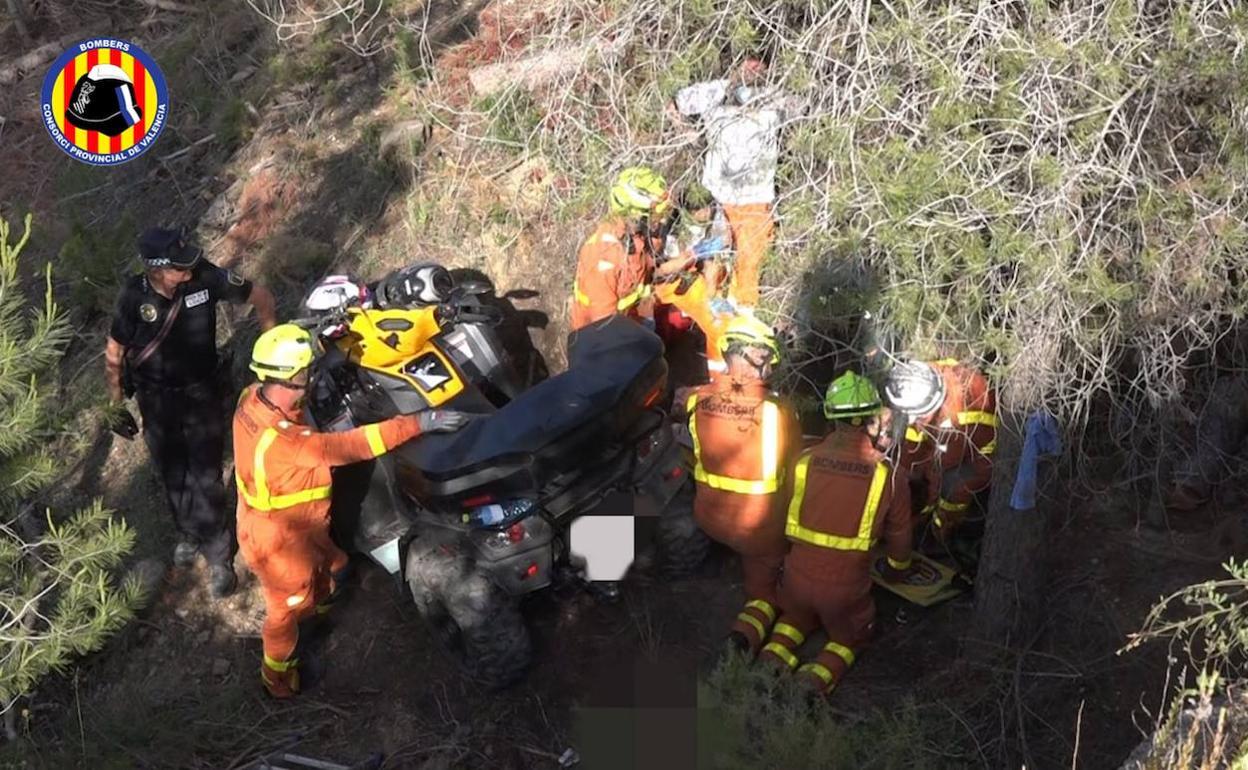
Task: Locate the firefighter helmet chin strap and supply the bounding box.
[258,379,307,423]
[728,346,772,380]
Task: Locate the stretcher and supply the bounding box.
[868,549,966,607]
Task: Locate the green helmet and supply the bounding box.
[609,166,671,219]
[824,370,881,420]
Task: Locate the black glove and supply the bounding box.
[112,409,140,440]
[417,410,470,434]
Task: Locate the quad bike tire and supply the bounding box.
[655,480,710,578]
[406,537,532,690]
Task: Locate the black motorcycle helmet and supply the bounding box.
[376,263,454,308]
[66,64,143,138]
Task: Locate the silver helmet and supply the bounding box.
[882,361,946,419]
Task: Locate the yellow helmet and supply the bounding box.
[718,314,779,365]
[250,324,315,381]
[609,166,671,219]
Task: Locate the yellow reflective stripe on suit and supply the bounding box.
[772,622,805,646]
[736,612,766,640]
[364,423,387,456]
[785,455,889,551]
[745,599,777,623]
[798,662,834,686]
[957,410,997,428]
[688,397,783,495]
[236,427,333,512]
[763,643,799,669]
[616,282,651,311]
[823,641,856,667]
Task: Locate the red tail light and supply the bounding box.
[665,466,683,480]
[520,562,539,580]
[506,523,526,543]
[462,493,495,508]
[643,386,663,407]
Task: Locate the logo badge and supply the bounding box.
[184,289,209,308]
[139,303,158,323]
[40,38,169,166]
[405,354,452,391]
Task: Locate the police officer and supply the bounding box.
[104,227,277,598]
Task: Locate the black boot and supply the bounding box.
[173,541,198,568]
[209,564,237,598]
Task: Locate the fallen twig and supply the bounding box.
[0,33,91,85]
[137,0,203,12]
[157,133,218,163]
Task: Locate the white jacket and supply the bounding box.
[674,80,802,206]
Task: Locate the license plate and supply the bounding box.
[569,515,634,582]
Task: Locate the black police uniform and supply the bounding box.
[109,260,252,567]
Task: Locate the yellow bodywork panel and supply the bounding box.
[336,307,465,406]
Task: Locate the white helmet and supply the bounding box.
[882,361,945,419]
[303,275,372,313]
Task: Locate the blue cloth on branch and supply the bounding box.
[1010,411,1062,510]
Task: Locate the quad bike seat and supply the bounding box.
[397,316,665,481]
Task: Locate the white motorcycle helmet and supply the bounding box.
[303,275,373,313]
[882,360,946,420]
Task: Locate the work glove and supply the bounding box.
[111,409,140,440]
[417,410,470,434]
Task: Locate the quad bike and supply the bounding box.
[298,267,711,689]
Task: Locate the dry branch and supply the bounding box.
[0,33,89,85]
[136,0,202,12]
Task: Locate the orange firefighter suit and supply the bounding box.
[758,426,912,694]
[900,360,996,535]
[687,374,801,653]
[722,202,775,309]
[233,386,426,697]
[654,271,730,372]
[570,217,661,331]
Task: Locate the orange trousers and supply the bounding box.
[694,487,787,652]
[723,202,775,308]
[758,555,875,695]
[238,511,348,664]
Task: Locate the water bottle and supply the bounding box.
[469,504,506,527]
